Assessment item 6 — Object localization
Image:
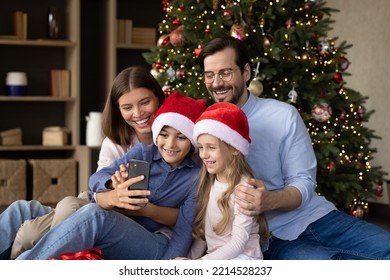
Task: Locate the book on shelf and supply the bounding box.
[132,27,156,45]
[116,19,133,45]
[50,69,70,97]
[13,11,28,40]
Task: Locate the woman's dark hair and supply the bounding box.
[198,36,254,85]
[102,66,165,149]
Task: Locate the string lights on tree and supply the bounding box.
[143,0,386,214]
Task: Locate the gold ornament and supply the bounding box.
[230,23,246,41]
[248,78,263,96]
[213,0,221,10]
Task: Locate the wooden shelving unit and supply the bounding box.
[0,0,85,194]
[102,0,162,95]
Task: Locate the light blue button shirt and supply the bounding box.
[242,93,336,240]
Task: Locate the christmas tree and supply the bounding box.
[143,0,386,212]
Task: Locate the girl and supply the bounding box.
[189,102,270,260]
[16,92,206,260]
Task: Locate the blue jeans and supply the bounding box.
[0,200,53,259]
[264,210,390,260]
[16,203,169,260]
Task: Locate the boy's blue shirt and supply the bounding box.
[89,143,200,259]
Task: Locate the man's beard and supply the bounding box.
[210,84,245,106]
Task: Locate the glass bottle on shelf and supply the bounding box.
[48,7,59,39]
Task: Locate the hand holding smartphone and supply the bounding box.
[128,159,150,206]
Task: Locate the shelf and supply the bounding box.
[0,96,76,102]
[0,38,76,47]
[0,145,76,151]
[117,43,154,50]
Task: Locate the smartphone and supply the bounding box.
[127,159,150,206]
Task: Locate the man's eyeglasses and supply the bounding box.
[202,68,240,84]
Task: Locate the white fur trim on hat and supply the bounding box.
[152,112,197,152]
[193,119,250,155]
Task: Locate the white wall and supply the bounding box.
[326,0,390,178]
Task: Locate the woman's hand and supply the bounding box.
[110,164,128,189]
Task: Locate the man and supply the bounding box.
[198,36,390,259]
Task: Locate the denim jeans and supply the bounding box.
[17,203,169,260]
[0,200,53,259]
[264,210,390,260]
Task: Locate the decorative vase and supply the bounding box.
[86,112,103,146]
[6,72,27,96]
[48,7,59,39]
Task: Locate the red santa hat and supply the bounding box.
[193,102,251,155]
[152,91,206,152]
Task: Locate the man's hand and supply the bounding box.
[234,178,267,216]
[235,178,302,216]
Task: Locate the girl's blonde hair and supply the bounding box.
[193,140,270,242]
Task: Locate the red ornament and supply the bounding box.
[176,67,187,79]
[157,34,170,46]
[339,109,346,122]
[311,103,332,122]
[162,0,170,11]
[162,84,172,94]
[338,55,350,71]
[153,62,163,70]
[350,201,368,220]
[194,46,202,57]
[333,72,342,83]
[376,181,384,197]
[170,27,186,47]
[356,107,365,121]
[304,2,313,11]
[172,19,182,26]
[286,18,293,29]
